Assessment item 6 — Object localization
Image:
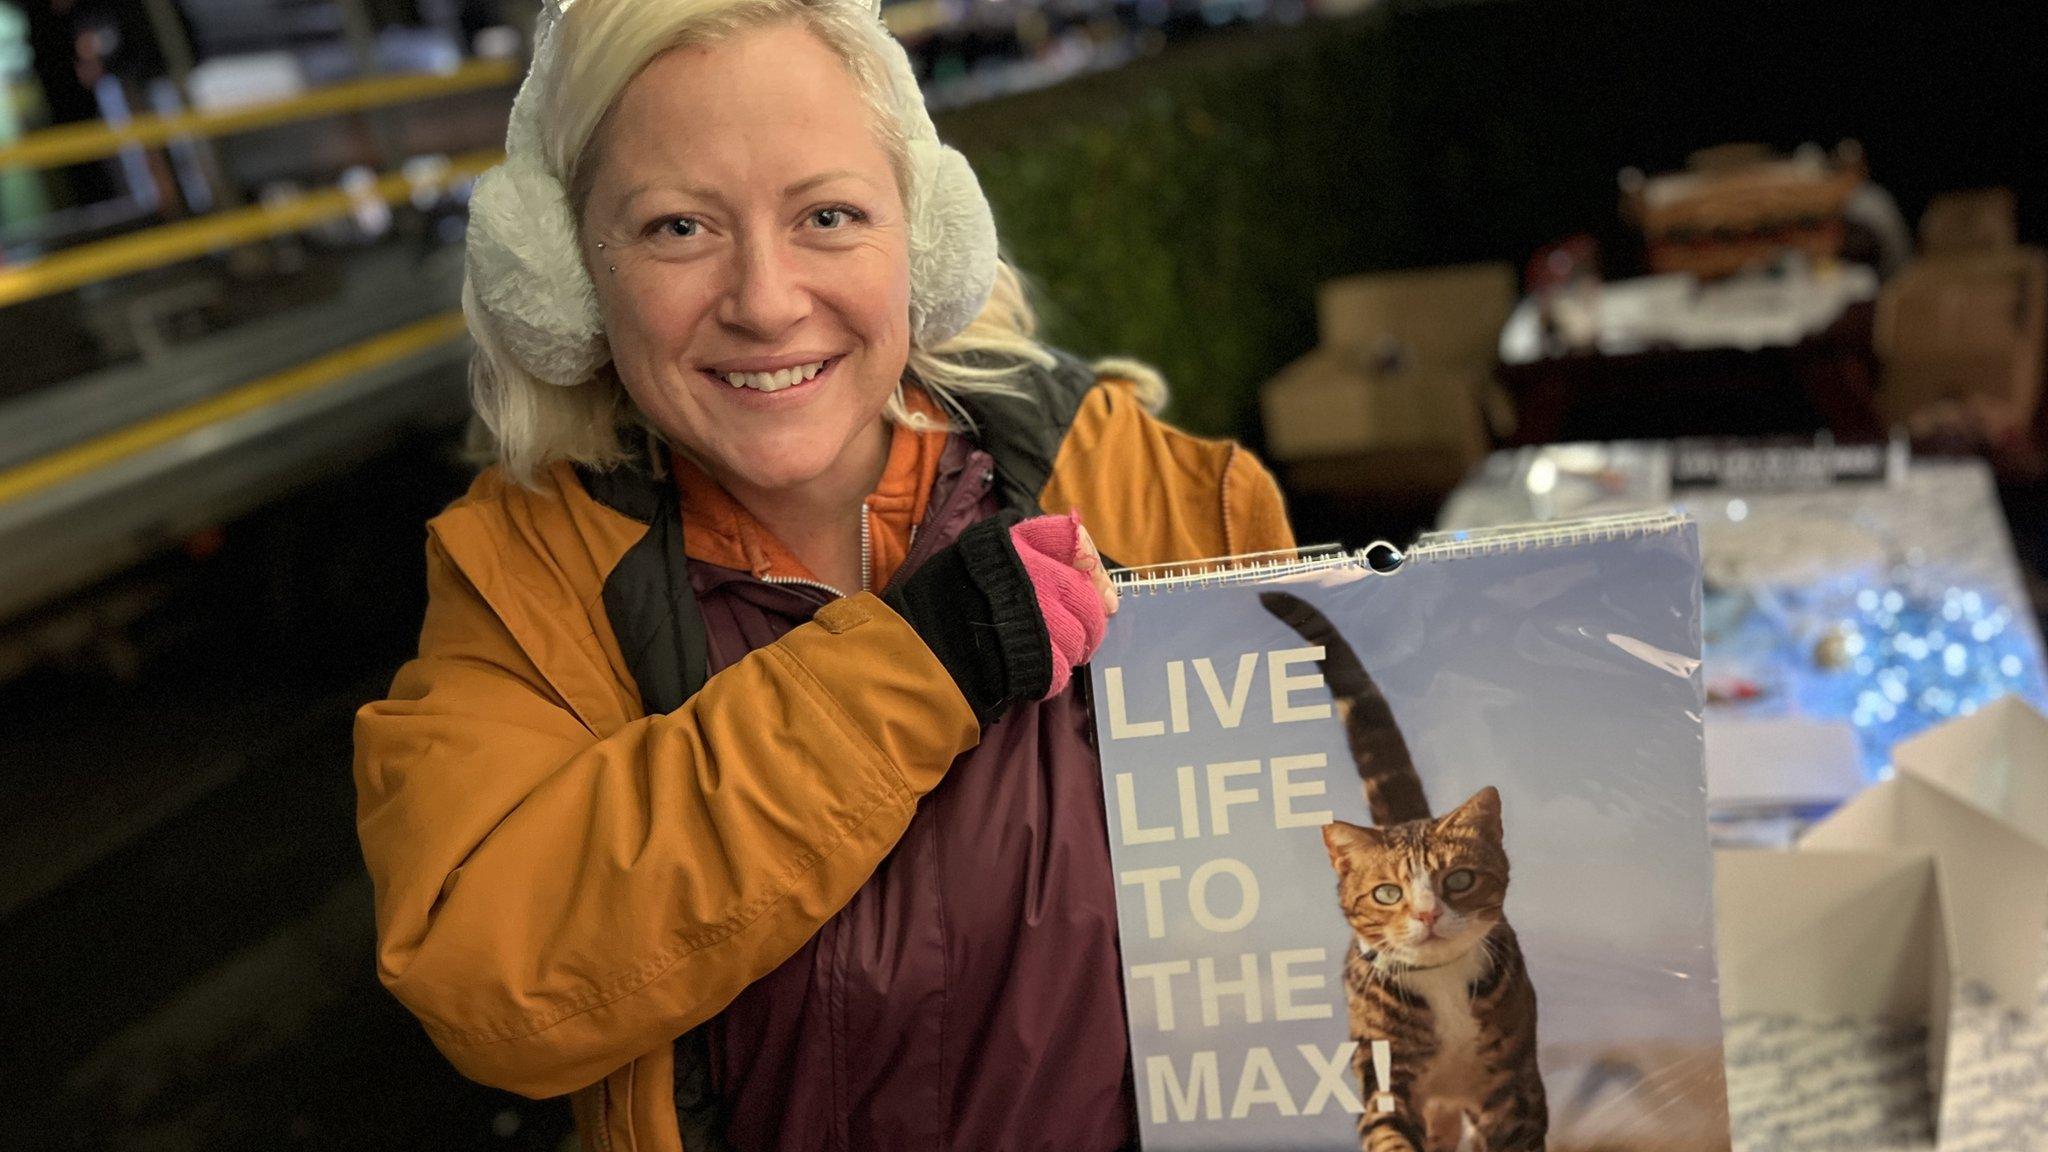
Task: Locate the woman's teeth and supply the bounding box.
[719,359,829,392]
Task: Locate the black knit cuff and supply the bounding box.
[885,515,1054,726]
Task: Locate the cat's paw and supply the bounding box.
[1359,1115,1425,1152]
[1452,1112,1488,1152]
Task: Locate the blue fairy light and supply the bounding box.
[1799,579,2046,772]
[1706,574,2047,778]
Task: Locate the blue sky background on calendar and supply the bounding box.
[1091,520,1723,1151]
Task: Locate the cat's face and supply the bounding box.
[1322,787,1509,969]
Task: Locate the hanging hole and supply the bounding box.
[1363,541,1405,574]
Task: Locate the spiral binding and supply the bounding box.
[1109,510,1691,592]
[1111,543,1400,594]
[1407,510,1690,563]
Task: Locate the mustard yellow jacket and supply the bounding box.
[353,373,1295,1150]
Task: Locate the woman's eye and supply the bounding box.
[659,218,698,239]
[811,206,866,229]
[1443,869,1475,894]
[1371,884,1404,906]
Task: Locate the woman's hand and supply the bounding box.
[1010,511,1117,698]
[1073,522,1119,621]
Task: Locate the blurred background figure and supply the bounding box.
[1,1,2045,1149]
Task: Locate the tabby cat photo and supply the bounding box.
[1261,591,1549,1152]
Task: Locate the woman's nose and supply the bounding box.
[717,234,811,337]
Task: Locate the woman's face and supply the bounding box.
[578,22,911,501]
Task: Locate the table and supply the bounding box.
[1441,443,2048,780]
[1439,442,2048,1149]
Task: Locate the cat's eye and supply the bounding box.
[1443,869,1476,893]
[1371,883,1404,906]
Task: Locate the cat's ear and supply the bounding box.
[1439,786,1503,842]
[1322,820,1382,878]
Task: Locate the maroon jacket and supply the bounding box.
[693,439,1135,1151]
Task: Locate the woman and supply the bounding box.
[353,0,1295,1149]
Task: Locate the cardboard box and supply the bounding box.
[1875,248,2046,438]
[1257,345,1490,489]
[1892,694,2048,847]
[1263,263,1516,495]
[1313,263,1517,371]
[1713,699,2048,1141]
[1919,188,2017,257]
[1801,771,2048,1012]
[1715,847,1952,1101]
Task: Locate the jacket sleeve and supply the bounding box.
[1042,376,1299,566]
[1220,440,1297,557]
[353,532,980,1099]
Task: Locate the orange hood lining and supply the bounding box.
[671,386,951,590]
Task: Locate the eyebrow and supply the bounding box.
[781,169,866,197]
[620,169,870,211]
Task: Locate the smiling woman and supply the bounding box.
[576,26,914,576]
[352,1,1297,1150]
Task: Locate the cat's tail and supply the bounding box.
[1258,590,1431,826]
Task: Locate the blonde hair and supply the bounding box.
[465,0,1123,488]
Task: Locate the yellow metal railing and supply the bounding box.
[0,58,518,174]
[0,311,470,507]
[0,149,500,308]
[0,59,507,509]
[881,0,954,40]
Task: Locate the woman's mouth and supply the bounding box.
[701,356,840,397]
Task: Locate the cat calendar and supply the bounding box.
[1089,512,1731,1152]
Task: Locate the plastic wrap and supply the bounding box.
[1089,511,1726,1151]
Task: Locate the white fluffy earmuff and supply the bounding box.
[462,0,1001,388]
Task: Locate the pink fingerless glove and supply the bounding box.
[1010,511,1109,699]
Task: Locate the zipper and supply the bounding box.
[858,499,873,594]
[741,453,993,604]
[754,499,874,601]
[762,574,849,599]
[594,1078,616,1152]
